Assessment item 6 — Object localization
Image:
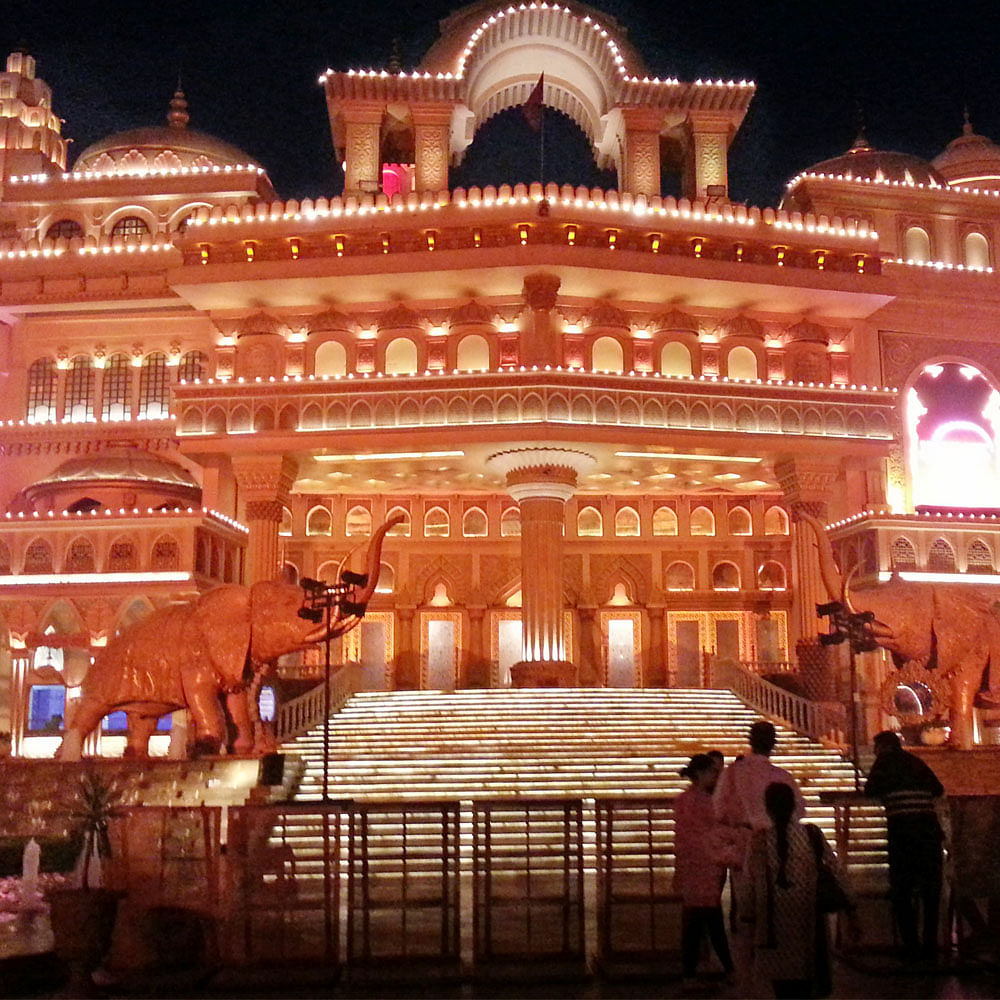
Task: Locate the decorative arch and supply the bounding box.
[306,505,333,536]
[105,205,156,237]
[652,506,678,536]
[107,536,138,572]
[384,337,418,375]
[178,350,207,382]
[614,506,640,537]
[65,537,96,573]
[665,561,695,591]
[690,505,716,536]
[967,538,994,573]
[660,341,693,377]
[102,352,132,420]
[964,231,990,269]
[65,355,95,422]
[24,538,54,574]
[151,535,180,570]
[591,336,624,373]
[457,334,490,371]
[726,345,759,381]
[278,506,293,537]
[0,540,11,574]
[763,505,789,535]
[577,505,603,537]
[346,505,373,537]
[27,356,57,422]
[712,561,741,591]
[757,561,787,591]
[424,505,450,538]
[728,506,752,536]
[890,536,917,571]
[463,506,488,537]
[927,537,956,573]
[314,339,348,377]
[387,505,411,536]
[138,352,169,419]
[375,561,395,593]
[903,224,931,262]
[500,506,521,537]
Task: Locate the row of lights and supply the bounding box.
[9,164,266,184]
[2,507,248,532]
[890,257,993,273]
[172,367,896,392]
[827,509,1000,528]
[787,169,1000,200]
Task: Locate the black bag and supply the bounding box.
[806,823,852,914]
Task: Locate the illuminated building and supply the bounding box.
[3,2,1000,755]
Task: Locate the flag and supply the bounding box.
[520,74,544,131]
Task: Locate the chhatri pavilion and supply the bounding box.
[3,0,1000,758]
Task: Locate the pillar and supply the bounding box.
[682,112,733,201]
[487,447,596,687]
[465,605,488,687]
[9,649,29,757]
[647,606,667,687]
[521,273,562,368]
[775,457,841,699]
[412,105,452,194]
[620,108,663,198]
[342,104,384,196]
[233,454,297,584]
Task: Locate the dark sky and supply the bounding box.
[4,0,999,206]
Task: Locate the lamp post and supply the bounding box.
[816,600,879,790]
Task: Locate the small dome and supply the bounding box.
[36,449,199,489]
[792,134,946,188]
[72,89,262,175]
[932,114,1000,191]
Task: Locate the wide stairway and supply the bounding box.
[276,687,886,883]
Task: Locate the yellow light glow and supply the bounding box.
[315,450,464,463]
[615,451,762,464]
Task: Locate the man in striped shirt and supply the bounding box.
[864,729,945,963]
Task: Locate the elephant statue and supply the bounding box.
[802,513,1000,748]
[56,514,403,760]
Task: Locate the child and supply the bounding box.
[674,753,735,990]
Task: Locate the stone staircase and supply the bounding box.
[274,688,887,892]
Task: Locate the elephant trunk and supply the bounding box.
[304,513,405,643]
[799,512,845,602]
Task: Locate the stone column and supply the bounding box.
[487,447,596,687]
[233,454,297,584]
[775,457,841,699]
[521,272,562,368]
[682,112,732,201]
[647,606,667,687]
[342,104,384,196]
[620,108,664,198]
[412,105,453,194]
[465,605,488,687]
[9,650,29,757]
[394,607,418,689]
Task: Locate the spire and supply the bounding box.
[167,88,189,129]
[848,99,870,153]
[387,38,402,75]
[963,105,974,136]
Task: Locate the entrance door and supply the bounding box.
[673,619,704,687]
[424,617,457,691]
[497,619,522,687]
[607,618,636,687]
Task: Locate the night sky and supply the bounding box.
[4,0,1000,207]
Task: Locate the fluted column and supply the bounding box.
[233,454,297,584]
[487,446,596,687]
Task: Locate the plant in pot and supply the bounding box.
[47,768,124,996]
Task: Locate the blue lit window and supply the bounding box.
[28,686,65,732]
[102,711,172,731]
[258,686,275,723]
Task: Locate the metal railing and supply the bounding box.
[740,660,797,675]
[713,656,848,745]
[274,661,362,741]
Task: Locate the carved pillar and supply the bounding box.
[487,447,596,687]
[7,650,28,757]
[775,457,841,699]
[394,607,418,689]
[620,108,663,198]
[647,606,667,687]
[521,272,561,368]
[682,113,732,201]
[412,105,453,194]
[465,605,488,687]
[576,606,601,686]
[233,454,297,584]
[342,104,384,196]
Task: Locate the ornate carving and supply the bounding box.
[479,555,520,603]
[239,311,284,338]
[881,329,1000,389]
[589,554,652,605]
[785,319,828,345]
[378,303,422,331]
[718,315,764,341]
[245,499,284,522]
[310,308,354,334]
[625,130,659,197]
[522,273,561,311]
[586,300,629,330]
[651,308,699,334]
[449,300,495,326]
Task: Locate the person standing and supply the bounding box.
[864,729,945,962]
[744,782,856,999]
[674,754,734,990]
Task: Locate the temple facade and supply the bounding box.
[4,1,1000,756]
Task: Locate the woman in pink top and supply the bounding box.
[674,753,734,989]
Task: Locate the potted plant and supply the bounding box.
[47,769,124,996]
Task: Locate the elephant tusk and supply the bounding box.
[843,564,860,614]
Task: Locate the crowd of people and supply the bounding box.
[672,721,945,998]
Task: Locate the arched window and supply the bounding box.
[27,357,57,422]
[387,506,411,536]
[46,218,83,240]
[0,541,11,574]
[65,355,95,422]
[314,340,347,377]
[501,506,521,537]
[463,507,488,537]
[904,225,931,263]
[457,334,490,371]
[99,352,130,421]
[726,346,758,381]
[690,505,716,536]
[577,506,603,537]
[712,561,741,591]
[964,232,990,270]
[424,506,450,537]
[927,538,956,573]
[763,506,789,535]
[67,497,102,514]
[728,506,752,536]
[24,539,53,574]
[890,536,917,571]
[376,561,395,593]
[279,506,293,537]
[138,352,169,419]
[385,337,418,375]
[110,215,150,239]
[665,561,695,591]
[65,538,95,573]
[652,506,678,536]
[592,336,624,373]
[107,539,137,572]
[151,537,179,570]
[178,350,207,382]
[968,539,994,574]
[28,685,65,732]
[757,561,787,591]
[306,505,332,536]
[346,506,372,537]
[615,507,640,537]
[660,341,693,377]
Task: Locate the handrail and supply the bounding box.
[741,660,797,675]
[713,657,847,746]
[275,661,362,741]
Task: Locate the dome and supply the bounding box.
[932,115,1000,191]
[72,90,262,175]
[36,449,199,489]
[792,135,946,187]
